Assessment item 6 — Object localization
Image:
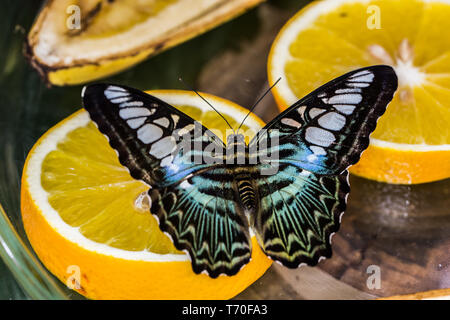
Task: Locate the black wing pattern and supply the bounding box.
[83,84,225,187]
[249,65,398,175]
[82,84,251,277]
[252,165,349,267]
[82,65,398,276]
[249,65,397,267]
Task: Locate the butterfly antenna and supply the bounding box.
[237,77,281,134]
[178,77,235,133]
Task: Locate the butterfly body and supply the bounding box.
[234,170,257,211]
[83,65,398,278]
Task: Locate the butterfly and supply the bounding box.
[82,65,397,278]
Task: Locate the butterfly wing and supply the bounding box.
[249,65,397,267]
[149,168,251,278]
[82,84,226,187]
[252,164,349,267]
[83,84,251,277]
[249,65,398,175]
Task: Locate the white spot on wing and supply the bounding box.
[297,106,306,117]
[348,73,374,83]
[119,101,144,108]
[127,117,146,129]
[318,112,346,131]
[105,90,129,100]
[154,117,170,128]
[106,85,127,92]
[177,124,195,136]
[281,118,302,128]
[347,82,370,88]
[160,155,173,167]
[310,146,327,155]
[305,127,335,147]
[309,108,325,118]
[307,154,317,162]
[327,94,362,105]
[350,70,371,78]
[149,136,176,159]
[300,170,311,177]
[335,88,361,94]
[137,124,163,144]
[119,107,151,119]
[334,105,356,115]
[180,180,193,189]
[171,114,180,125]
[111,96,132,104]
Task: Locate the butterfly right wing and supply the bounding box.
[83,84,252,277]
[82,84,225,188]
[252,164,349,268]
[247,65,397,268]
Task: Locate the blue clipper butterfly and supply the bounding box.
[82,65,398,278]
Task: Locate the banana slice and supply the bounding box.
[26,0,263,86]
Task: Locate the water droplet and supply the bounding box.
[134,191,150,212]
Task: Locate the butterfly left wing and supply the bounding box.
[252,164,349,267]
[249,65,398,175]
[83,84,252,277]
[83,84,225,188]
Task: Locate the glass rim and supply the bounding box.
[0,202,67,299]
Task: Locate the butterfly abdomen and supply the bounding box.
[235,173,256,211]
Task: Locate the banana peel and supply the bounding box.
[26,0,264,86]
